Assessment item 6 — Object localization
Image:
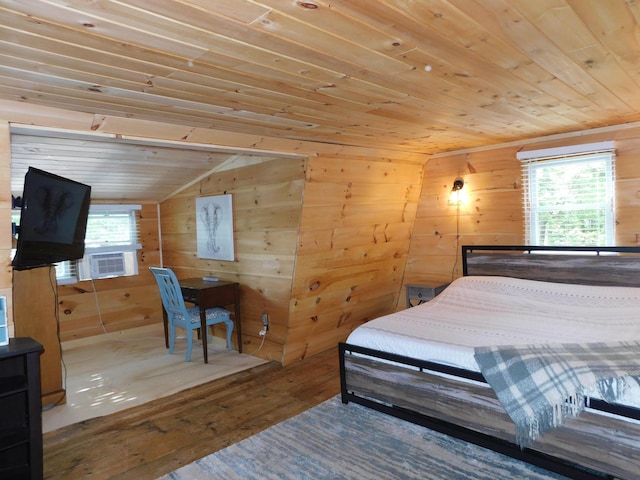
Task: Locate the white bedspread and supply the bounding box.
[346,275,640,372]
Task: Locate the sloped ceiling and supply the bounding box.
[2,1,640,199]
[9,130,288,201]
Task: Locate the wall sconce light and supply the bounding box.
[448,177,466,206]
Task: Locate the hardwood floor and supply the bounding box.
[43,346,341,479]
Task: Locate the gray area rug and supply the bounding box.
[157,396,569,479]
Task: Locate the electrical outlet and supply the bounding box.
[261,313,269,331]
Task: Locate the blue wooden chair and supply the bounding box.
[149,267,234,362]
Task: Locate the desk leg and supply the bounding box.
[233,286,242,353]
[200,306,208,364]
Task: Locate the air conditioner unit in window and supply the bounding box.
[89,252,126,278]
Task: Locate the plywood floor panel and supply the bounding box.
[43,323,267,433]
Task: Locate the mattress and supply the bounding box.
[346,275,640,373]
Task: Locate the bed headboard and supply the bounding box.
[462,245,640,287]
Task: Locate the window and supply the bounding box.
[518,142,615,246]
[57,205,142,284]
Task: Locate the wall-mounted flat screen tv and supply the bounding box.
[12,167,91,270]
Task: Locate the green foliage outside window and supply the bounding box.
[529,156,613,246]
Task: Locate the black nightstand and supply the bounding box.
[405,283,449,308]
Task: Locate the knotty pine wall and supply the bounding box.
[404,124,640,291]
[160,157,306,360]
[56,204,162,341]
[7,101,639,367]
[160,153,423,365]
[0,101,427,366]
[0,122,11,329]
[285,155,422,365]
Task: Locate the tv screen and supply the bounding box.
[12,167,91,270]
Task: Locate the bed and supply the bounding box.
[339,245,640,480]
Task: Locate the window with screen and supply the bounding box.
[57,205,142,284]
[518,142,615,247]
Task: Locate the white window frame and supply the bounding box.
[518,141,615,247]
[56,204,142,284]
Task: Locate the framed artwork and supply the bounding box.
[196,194,235,261]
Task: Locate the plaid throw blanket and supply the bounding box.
[474,341,640,448]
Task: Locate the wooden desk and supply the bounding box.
[162,279,242,363]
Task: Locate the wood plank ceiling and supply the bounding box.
[9,130,285,201]
[2,0,640,200]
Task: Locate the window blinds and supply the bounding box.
[519,142,615,246]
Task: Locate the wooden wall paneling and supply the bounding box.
[200,158,307,193]
[285,155,423,365]
[406,234,459,256]
[616,153,640,235]
[404,125,640,295]
[615,139,640,160]
[55,203,162,341]
[240,282,290,333]
[614,179,640,208]
[287,286,399,359]
[404,253,459,281]
[163,229,300,259]
[616,153,640,180]
[406,234,524,260]
[138,205,161,252]
[11,101,640,370]
[231,177,307,209]
[235,230,299,255]
[160,156,306,362]
[616,207,640,244]
[233,205,302,232]
[13,266,65,406]
[412,213,458,236]
[290,276,402,328]
[324,222,414,251]
[462,214,523,236]
[300,203,418,229]
[290,258,404,311]
[296,228,334,254]
[293,235,410,275]
[289,291,399,329]
[302,182,420,206]
[405,144,526,291]
[160,249,296,279]
[236,277,292,355]
[306,155,424,185]
[0,122,11,330]
[57,283,161,342]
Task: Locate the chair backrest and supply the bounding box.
[149,267,190,322]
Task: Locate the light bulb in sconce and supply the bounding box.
[448,177,466,206]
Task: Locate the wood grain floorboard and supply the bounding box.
[43,347,341,480]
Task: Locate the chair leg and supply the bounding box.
[169,325,176,355]
[185,329,193,362]
[225,319,234,351]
